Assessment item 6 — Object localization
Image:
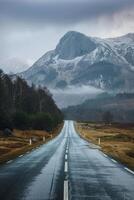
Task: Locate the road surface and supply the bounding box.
[0,121,134,200]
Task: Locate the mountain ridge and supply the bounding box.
[19,31,134,106]
[62,93,134,122]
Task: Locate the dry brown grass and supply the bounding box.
[76,122,134,170]
[0,124,63,164]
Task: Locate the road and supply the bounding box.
[0,121,134,200]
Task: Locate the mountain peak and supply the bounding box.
[60,31,87,39]
[20,31,134,102]
[55,31,96,60]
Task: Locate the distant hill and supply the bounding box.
[62,93,134,123]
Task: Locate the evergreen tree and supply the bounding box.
[0,71,63,131]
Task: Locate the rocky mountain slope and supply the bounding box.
[20,31,134,92]
[19,31,134,107]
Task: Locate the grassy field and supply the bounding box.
[76,122,134,170]
[0,125,62,164]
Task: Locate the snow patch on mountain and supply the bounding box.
[19,31,134,107]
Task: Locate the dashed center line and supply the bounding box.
[64,161,68,172]
[64,143,69,200]
[65,154,68,160]
[64,180,69,200]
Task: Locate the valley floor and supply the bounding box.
[76,122,134,170]
[0,125,62,164]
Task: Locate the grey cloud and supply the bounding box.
[0,0,134,72]
[51,85,103,108]
[0,0,134,25]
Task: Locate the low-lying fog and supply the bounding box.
[51,85,103,108]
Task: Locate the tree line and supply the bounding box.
[0,70,63,131]
[63,92,134,123]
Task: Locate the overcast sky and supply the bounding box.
[0,0,134,70]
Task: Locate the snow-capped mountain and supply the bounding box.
[20,31,134,93]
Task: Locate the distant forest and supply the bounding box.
[63,92,134,123]
[0,70,63,131]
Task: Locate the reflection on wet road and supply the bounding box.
[68,121,134,200]
[0,121,134,200]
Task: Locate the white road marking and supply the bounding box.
[124,167,134,175]
[64,161,68,172]
[66,149,68,154]
[19,155,23,158]
[103,153,108,157]
[7,160,13,164]
[64,180,69,200]
[65,154,68,160]
[111,159,117,163]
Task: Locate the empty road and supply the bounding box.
[0,121,134,200]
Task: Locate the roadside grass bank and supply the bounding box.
[76,122,134,170]
[0,124,63,164]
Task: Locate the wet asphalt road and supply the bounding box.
[0,121,134,200]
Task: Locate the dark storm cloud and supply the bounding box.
[0,0,134,25]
